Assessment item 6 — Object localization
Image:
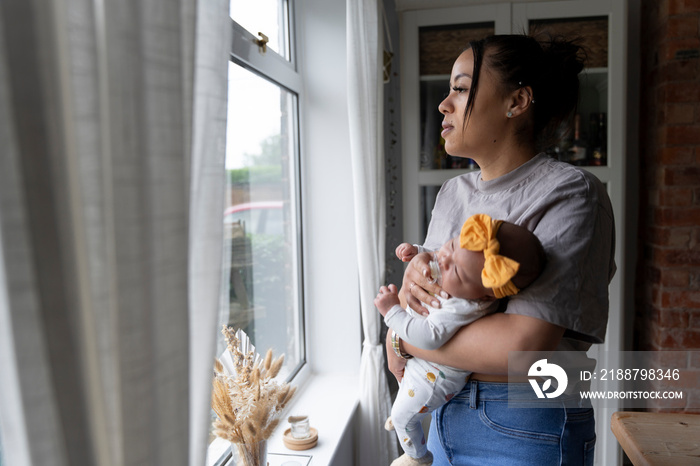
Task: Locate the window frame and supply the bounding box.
[209,3,309,461]
[230,14,301,93]
[227,0,307,381]
[209,1,364,463]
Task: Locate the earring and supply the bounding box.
[506,111,513,118]
[518,81,535,104]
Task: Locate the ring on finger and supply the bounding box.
[409,282,415,290]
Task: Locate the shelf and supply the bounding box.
[581,69,608,96]
[420,74,450,81]
[581,165,609,183]
[584,67,608,75]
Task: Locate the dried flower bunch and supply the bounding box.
[211,326,296,447]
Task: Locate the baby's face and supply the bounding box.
[437,237,492,300]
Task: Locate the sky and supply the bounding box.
[226,0,286,169]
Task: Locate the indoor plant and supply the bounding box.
[211,326,296,465]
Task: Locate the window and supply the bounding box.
[229,0,291,60]
[209,1,363,461]
[220,0,303,383]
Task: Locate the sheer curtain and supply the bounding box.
[347,0,399,463]
[0,1,229,465]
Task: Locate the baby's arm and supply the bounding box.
[384,298,496,351]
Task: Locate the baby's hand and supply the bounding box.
[395,243,419,262]
[374,284,401,317]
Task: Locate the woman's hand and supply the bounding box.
[386,331,406,382]
[400,252,447,316]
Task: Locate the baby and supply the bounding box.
[374,213,546,466]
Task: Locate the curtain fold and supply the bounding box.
[0,1,229,465]
[188,1,230,464]
[346,0,399,463]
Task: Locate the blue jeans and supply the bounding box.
[427,380,596,465]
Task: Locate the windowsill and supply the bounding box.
[207,373,359,466]
[267,373,359,465]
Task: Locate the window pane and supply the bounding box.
[230,0,290,60]
[418,22,493,171]
[221,62,303,382]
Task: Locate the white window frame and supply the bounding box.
[209,2,363,464]
[208,4,308,464]
[227,1,306,376]
[230,15,301,93]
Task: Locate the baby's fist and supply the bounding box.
[395,243,418,262]
[374,284,400,316]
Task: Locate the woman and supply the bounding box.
[387,35,616,465]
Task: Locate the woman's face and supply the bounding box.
[438,48,510,160]
[437,237,491,300]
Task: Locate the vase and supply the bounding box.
[230,439,267,466]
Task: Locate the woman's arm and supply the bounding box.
[385,311,563,382]
[385,299,493,351]
[403,312,564,374]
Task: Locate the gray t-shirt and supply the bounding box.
[423,153,616,344]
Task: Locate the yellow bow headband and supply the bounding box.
[459,213,520,299]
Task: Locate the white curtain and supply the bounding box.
[347,0,399,463]
[0,0,229,465]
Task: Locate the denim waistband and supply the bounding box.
[454,380,530,398]
[454,380,591,409]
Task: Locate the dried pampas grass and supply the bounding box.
[211,326,296,460]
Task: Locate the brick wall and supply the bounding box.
[636,0,700,411]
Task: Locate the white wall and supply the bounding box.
[297,0,362,381]
[295,1,361,464]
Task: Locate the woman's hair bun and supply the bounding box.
[469,33,587,150]
[534,34,587,147]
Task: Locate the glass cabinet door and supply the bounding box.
[419,22,494,171]
[527,16,610,167]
